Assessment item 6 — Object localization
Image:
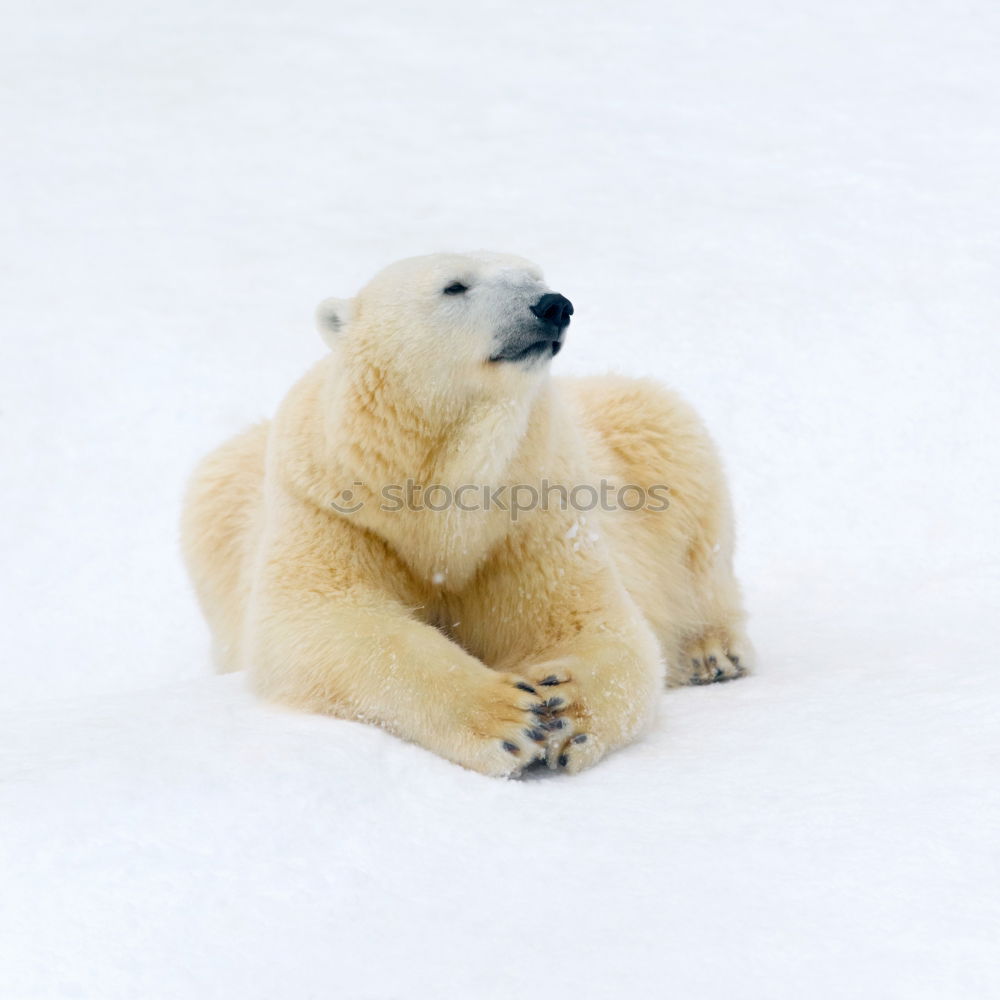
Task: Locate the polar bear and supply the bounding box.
[181,252,751,776]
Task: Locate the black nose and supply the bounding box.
[530,293,574,331]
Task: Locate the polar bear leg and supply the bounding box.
[244,515,556,777]
[564,376,753,689]
[671,540,754,686]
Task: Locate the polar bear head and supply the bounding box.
[315,252,573,408]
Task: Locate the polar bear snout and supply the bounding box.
[530,293,573,357]
[530,292,574,331]
[489,292,573,364]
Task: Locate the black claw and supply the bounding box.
[524,728,545,742]
[545,697,565,710]
[541,718,565,731]
[530,703,547,715]
[572,733,588,744]
[515,682,537,694]
[539,674,562,686]
[707,655,717,668]
[558,754,569,767]
[730,655,741,666]
[502,741,519,754]
[691,658,701,670]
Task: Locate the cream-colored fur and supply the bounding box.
[181,252,751,777]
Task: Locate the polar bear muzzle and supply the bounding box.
[489,292,574,364]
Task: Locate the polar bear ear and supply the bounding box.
[315,297,354,349]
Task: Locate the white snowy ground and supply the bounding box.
[2,0,998,997]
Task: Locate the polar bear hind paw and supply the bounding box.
[681,631,752,685]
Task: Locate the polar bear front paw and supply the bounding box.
[519,664,601,774]
[456,673,550,777]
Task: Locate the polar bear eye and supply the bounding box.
[442,282,469,295]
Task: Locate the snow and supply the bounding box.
[2,0,998,997]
